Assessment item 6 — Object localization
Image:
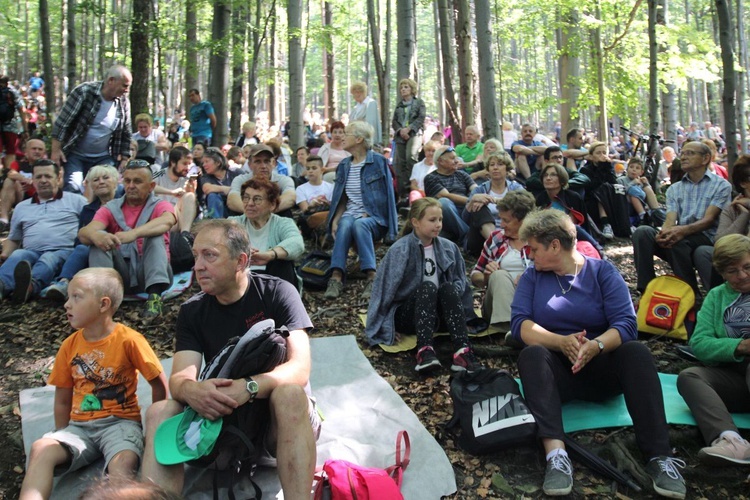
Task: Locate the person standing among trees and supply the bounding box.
[0,76,28,171]
[187,89,216,147]
[391,78,426,204]
[51,65,132,193]
[349,82,382,146]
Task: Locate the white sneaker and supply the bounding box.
[698,436,750,466]
[602,224,614,240]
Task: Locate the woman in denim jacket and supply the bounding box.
[324,121,398,300]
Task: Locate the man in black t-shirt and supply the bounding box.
[141,219,318,499]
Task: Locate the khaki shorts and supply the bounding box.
[44,416,143,475]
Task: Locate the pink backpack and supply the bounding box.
[314,431,410,500]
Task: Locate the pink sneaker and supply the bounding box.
[698,436,750,466]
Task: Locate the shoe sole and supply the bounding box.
[13,261,32,304]
[543,484,572,496]
[651,479,685,499]
[415,360,442,373]
[698,449,750,466]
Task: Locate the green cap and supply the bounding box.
[155,407,223,465]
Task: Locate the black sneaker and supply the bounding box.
[543,453,573,496]
[13,260,33,304]
[415,346,442,373]
[645,456,686,499]
[0,221,9,234]
[451,346,481,372]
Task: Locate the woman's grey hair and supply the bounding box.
[519,209,576,251]
[345,121,373,150]
[86,164,119,183]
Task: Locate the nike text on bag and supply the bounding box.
[446,368,537,454]
[637,275,696,340]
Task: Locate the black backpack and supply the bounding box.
[297,250,331,291]
[0,87,16,122]
[445,368,537,454]
[190,319,289,499]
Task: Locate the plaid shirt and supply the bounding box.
[51,81,132,159]
[472,229,531,276]
[666,169,731,242]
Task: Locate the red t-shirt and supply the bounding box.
[9,158,36,197]
[93,200,175,256]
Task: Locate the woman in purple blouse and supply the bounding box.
[509,209,686,499]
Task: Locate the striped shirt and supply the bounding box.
[344,160,366,217]
[51,80,132,159]
[666,169,731,242]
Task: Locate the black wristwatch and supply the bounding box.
[245,377,259,403]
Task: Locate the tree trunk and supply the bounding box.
[367,0,390,144]
[736,0,748,153]
[474,0,499,140]
[656,0,677,148]
[67,0,76,94]
[454,0,473,132]
[323,1,336,121]
[647,0,659,138]
[229,4,244,140]
[130,0,150,116]
[592,0,607,142]
[396,0,416,80]
[437,0,460,143]
[208,0,231,145]
[40,0,56,115]
[288,0,305,150]
[556,8,581,134]
[185,0,198,117]
[432,1,445,127]
[715,0,738,169]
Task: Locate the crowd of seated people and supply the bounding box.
[8,65,750,499]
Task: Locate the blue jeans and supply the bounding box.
[58,244,90,281]
[331,215,386,276]
[438,198,469,246]
[204,192,227,219]
[64,152,116,193]
[0,248,72,294]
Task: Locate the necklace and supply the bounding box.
[555,260,579,295]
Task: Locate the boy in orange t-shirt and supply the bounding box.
[20,268,168,500]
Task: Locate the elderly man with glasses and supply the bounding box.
[632,141,732,295]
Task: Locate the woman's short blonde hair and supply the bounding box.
[242,121,256,132]
[713,234,750,275]
[485,152,514,172]
[520,209,576,251]
[589,141,608,156]
[398,78,418,96]
[350,82,367,94]
[134,113,153,126]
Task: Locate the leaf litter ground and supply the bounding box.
[0,238,749,499]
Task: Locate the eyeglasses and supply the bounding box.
[724,264,750,278]
[543,173,559,178]
[242,195,266,205]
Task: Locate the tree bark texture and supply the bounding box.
[437,0,460,143]
[288,0,305,150]
[66,0,76,94]
[396,0,416,80]
[208,0,231,146]
[647,0,659,138]
[40,0,56,115]
[230,4,244,140]
[715,0,738,169]
[556,9,581,134]
[130,0,151,116]
[474,0,499,140]
[368,0,391,144]
[185,0,198,117]
[454,0,474,133]
[323,1,336,121]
